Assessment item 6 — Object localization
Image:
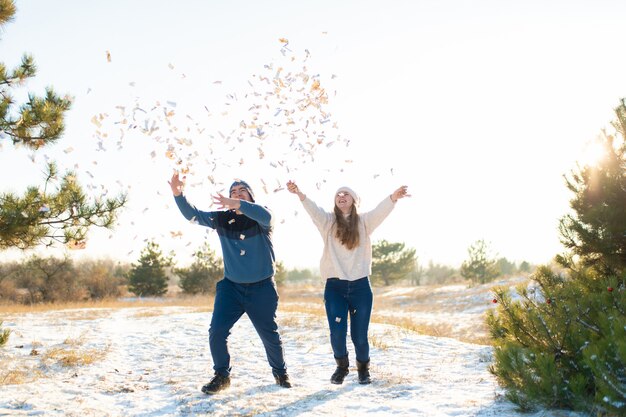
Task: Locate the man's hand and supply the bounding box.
[212,193,241,211]
[169,172,185,196]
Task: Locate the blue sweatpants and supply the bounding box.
[209,277,287,378]
[324,277,373,363]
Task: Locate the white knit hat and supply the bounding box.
[336,186,360,207]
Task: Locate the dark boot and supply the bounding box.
[274,373,292,388]
[330,356,349,384]
[201,373,231,394]
[356,359,371,385]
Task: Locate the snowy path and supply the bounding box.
[0,306,578,416]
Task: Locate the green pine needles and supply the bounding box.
[487,100,626,415]
[127,241,173,297]
[0,0,127,250]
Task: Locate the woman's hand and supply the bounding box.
[287,180,306,201]
[391,185,410,203]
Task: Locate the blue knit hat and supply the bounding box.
[230,180,255,202]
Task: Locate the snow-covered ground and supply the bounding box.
[0,279,584,416]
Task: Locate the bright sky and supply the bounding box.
[1,0,625,269]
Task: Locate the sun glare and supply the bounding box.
[579,139,606,167]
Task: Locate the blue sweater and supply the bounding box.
[174,195,275,284]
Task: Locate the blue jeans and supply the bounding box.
[324,277,373,363]
[209,277,287,377]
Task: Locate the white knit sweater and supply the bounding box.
[301,195,396,281]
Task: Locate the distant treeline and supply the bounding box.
[0,239,535,305]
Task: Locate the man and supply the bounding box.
[169,172,291,393]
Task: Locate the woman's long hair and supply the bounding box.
[333,205,360,250]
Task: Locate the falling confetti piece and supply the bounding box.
[239,234,245,240]
[228,219,235,224]
[335,317,341,323]
[240,249,246,256]
[87,39,351,223]
[67,240,87,250]
[106,50,111,62]
[90,115,102,128]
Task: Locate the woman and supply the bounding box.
[287,180,409,385]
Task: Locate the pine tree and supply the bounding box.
[424,260,459,284]
[487,100,626,415]
[371,239,416,286]
[558,99,626,276]
[409,259,425,286]
[176,242,223,295]
[460,239,499,284]
[518,261,532,273]
[127,241,172,297]
[495,257,517,276]
[274,260,287,287]
[0,0,126,250]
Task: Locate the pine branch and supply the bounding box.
[507,304,545,348]
[599,370,626,400]
[574,316,601,335]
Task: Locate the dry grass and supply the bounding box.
[42,345,108,367]
[61,332,89,346]
[130,309,170,318]
[0,294,215,315]
[55,309,114,321]
[370,333,390,350]
[277,315,306,328]
[279,302,325,317]
[0,369,33,385]
[371,314,437,334]
[276,299,478,345]
[374,366,413,386]
[0,357,45,386]
[0,281,500,345]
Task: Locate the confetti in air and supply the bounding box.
[90,38,349,189]
[82,38,354,254]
